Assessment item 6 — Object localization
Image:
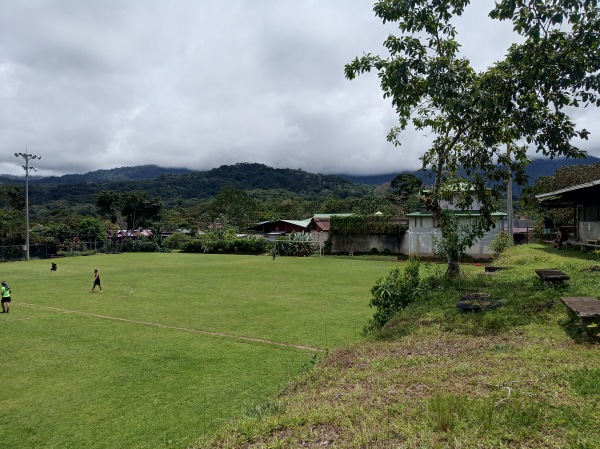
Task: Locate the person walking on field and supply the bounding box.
[1,281,12,313]
[90,269,102,292]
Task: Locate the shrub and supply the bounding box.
[490,231,514,257]
[57,249,97,257]
[366,255,421,331]
[182,237,269,255]
[277,232,315,257]
[163,233,191,250]
[133,240,160,252]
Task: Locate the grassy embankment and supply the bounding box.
[0,253,399,449]
[198,244,600,449]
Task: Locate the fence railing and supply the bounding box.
[1,241,114,262]
[0,244,49,261]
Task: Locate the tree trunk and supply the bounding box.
[446,260,460,277]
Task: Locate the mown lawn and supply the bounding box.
[0,253,399,448]
[198,244,600,449]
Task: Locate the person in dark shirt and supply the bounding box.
[90,269,102,292]
[553,227,568,249]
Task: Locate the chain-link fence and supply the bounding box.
[0,244,51,261]
[0,241,113,262]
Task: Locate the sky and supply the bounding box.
[1,1,598,177]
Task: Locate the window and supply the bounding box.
[583,204,599,222]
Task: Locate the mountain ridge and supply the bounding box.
[336,155,600,185]
[4,156,598,186]
[1,157,597,207]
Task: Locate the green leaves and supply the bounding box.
[347,0,599,273]
[368,256,422,329]
[95,190,162,230]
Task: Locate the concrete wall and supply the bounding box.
[579,221,600,242]
[327,216,503,257]
[329,234,402,254]
[403,215,503,258]
[310,231,328,244]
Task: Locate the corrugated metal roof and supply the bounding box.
[535,179,600,199]
[312,213,354,219]
[283,220,311,227]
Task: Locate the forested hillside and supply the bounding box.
[3,163,374,207]
[1,159,598,251]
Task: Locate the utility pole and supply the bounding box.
[506,146,514,239]
[15,149,42,261]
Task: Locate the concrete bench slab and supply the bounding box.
[535,269,570,283]
[561,297,600,338]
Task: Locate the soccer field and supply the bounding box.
[0,253,398,448]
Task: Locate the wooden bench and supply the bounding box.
[560,297,600,335]
[563,240,578,249]
[535,269,570,283]
[579,242,600,252]
[563,240,600,252]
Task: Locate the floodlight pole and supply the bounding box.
[15,150,41,261]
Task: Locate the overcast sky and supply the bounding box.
[1,1,598,177]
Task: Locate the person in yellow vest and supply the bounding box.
[1,281,11,313]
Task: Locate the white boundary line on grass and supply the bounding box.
[18,302,323,353]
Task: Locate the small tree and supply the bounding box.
[367,256,421,330]
[490,231,514,258]
[433,211,478,276]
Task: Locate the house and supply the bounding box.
[403,210,506,258]
[503,217,536,244]
[306,213,354,244]
[244,219,311,241]
[402,186,507,258]
[535,179,600,245]
[107,229,154,240]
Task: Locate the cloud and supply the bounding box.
[0,0,598,177]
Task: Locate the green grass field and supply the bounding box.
[0,253,399,448]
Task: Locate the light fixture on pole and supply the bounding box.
[14,150,41,261]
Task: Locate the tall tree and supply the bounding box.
[389,173,423,213]
[209,187,258,230]
[76,217,107,242]
[121,192,163,230]
[346,0,598,275]
[0,185,25,210]
[96,190,124,226]
[96,190,162,230]
[0,185,25,246]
